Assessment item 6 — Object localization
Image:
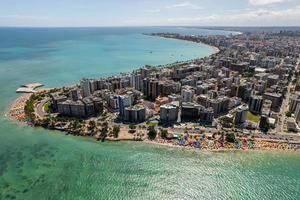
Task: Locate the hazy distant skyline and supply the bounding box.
[0,0,299,27]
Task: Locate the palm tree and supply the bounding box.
[100,122,108,142]
[88,120,97,136]
[147,126,157,140]
[112,125,120,138]
[160,129,168,139]
[69,120,81,135]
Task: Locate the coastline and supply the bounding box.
[5,33,299,153]
[4,87,52,123]
[5,33,220,124]
[144,139,300,153]
[6,98,299,152]
[146,33,221,56]
[5,94,31,124]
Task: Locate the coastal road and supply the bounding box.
[277,55,300,134]
[277,83,292,133]
[35,98,50,119]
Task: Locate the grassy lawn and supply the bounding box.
[146,122,158,127]
[246,112,260,123]
[43,102,52,113]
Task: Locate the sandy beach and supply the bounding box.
[6,95,299,153]
[5,94,31,123]
[202,43,220,54]
[144,137,300,152]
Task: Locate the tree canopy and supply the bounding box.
[147,126,157,140]
[225,133,235,143]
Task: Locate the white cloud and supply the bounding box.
[249,0,286,6]
[169,8,300,26]
[143,1,203,16]
[166,1,203,10]
[124,7,300,26]
[167,2,191,8]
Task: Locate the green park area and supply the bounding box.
[43,102,52,113]
[246,112,260,123]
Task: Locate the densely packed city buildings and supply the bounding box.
[48,31,300,134]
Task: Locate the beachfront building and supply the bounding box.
[50,93,67,112]
[160,103,179,123]
[80,78,92,98]
[181,102,202,120]
[54,89,103,119]
[124,105,146,123]
[118,95,133,118]
[181,102,214,123]
[235,105,248,124]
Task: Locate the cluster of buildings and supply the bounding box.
[288,88,300,132]
[48,31,300,134]
[50,86,103,119]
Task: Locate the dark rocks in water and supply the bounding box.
[44,150,51,155]
[39,153,46,158]
[16,161,24,169]
[42,163,52,168]
[22,188,29,193]
[2,181,10,189]
[0,167,8,176]
[5,194,16,200]
[0,157,9,176]
[27,179,33,186]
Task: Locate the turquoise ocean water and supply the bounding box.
[0,27,299,200]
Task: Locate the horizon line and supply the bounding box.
[0,25,300,28]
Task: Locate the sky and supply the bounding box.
[0,0,299,27]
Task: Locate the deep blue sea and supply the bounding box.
[0,27,299,200]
